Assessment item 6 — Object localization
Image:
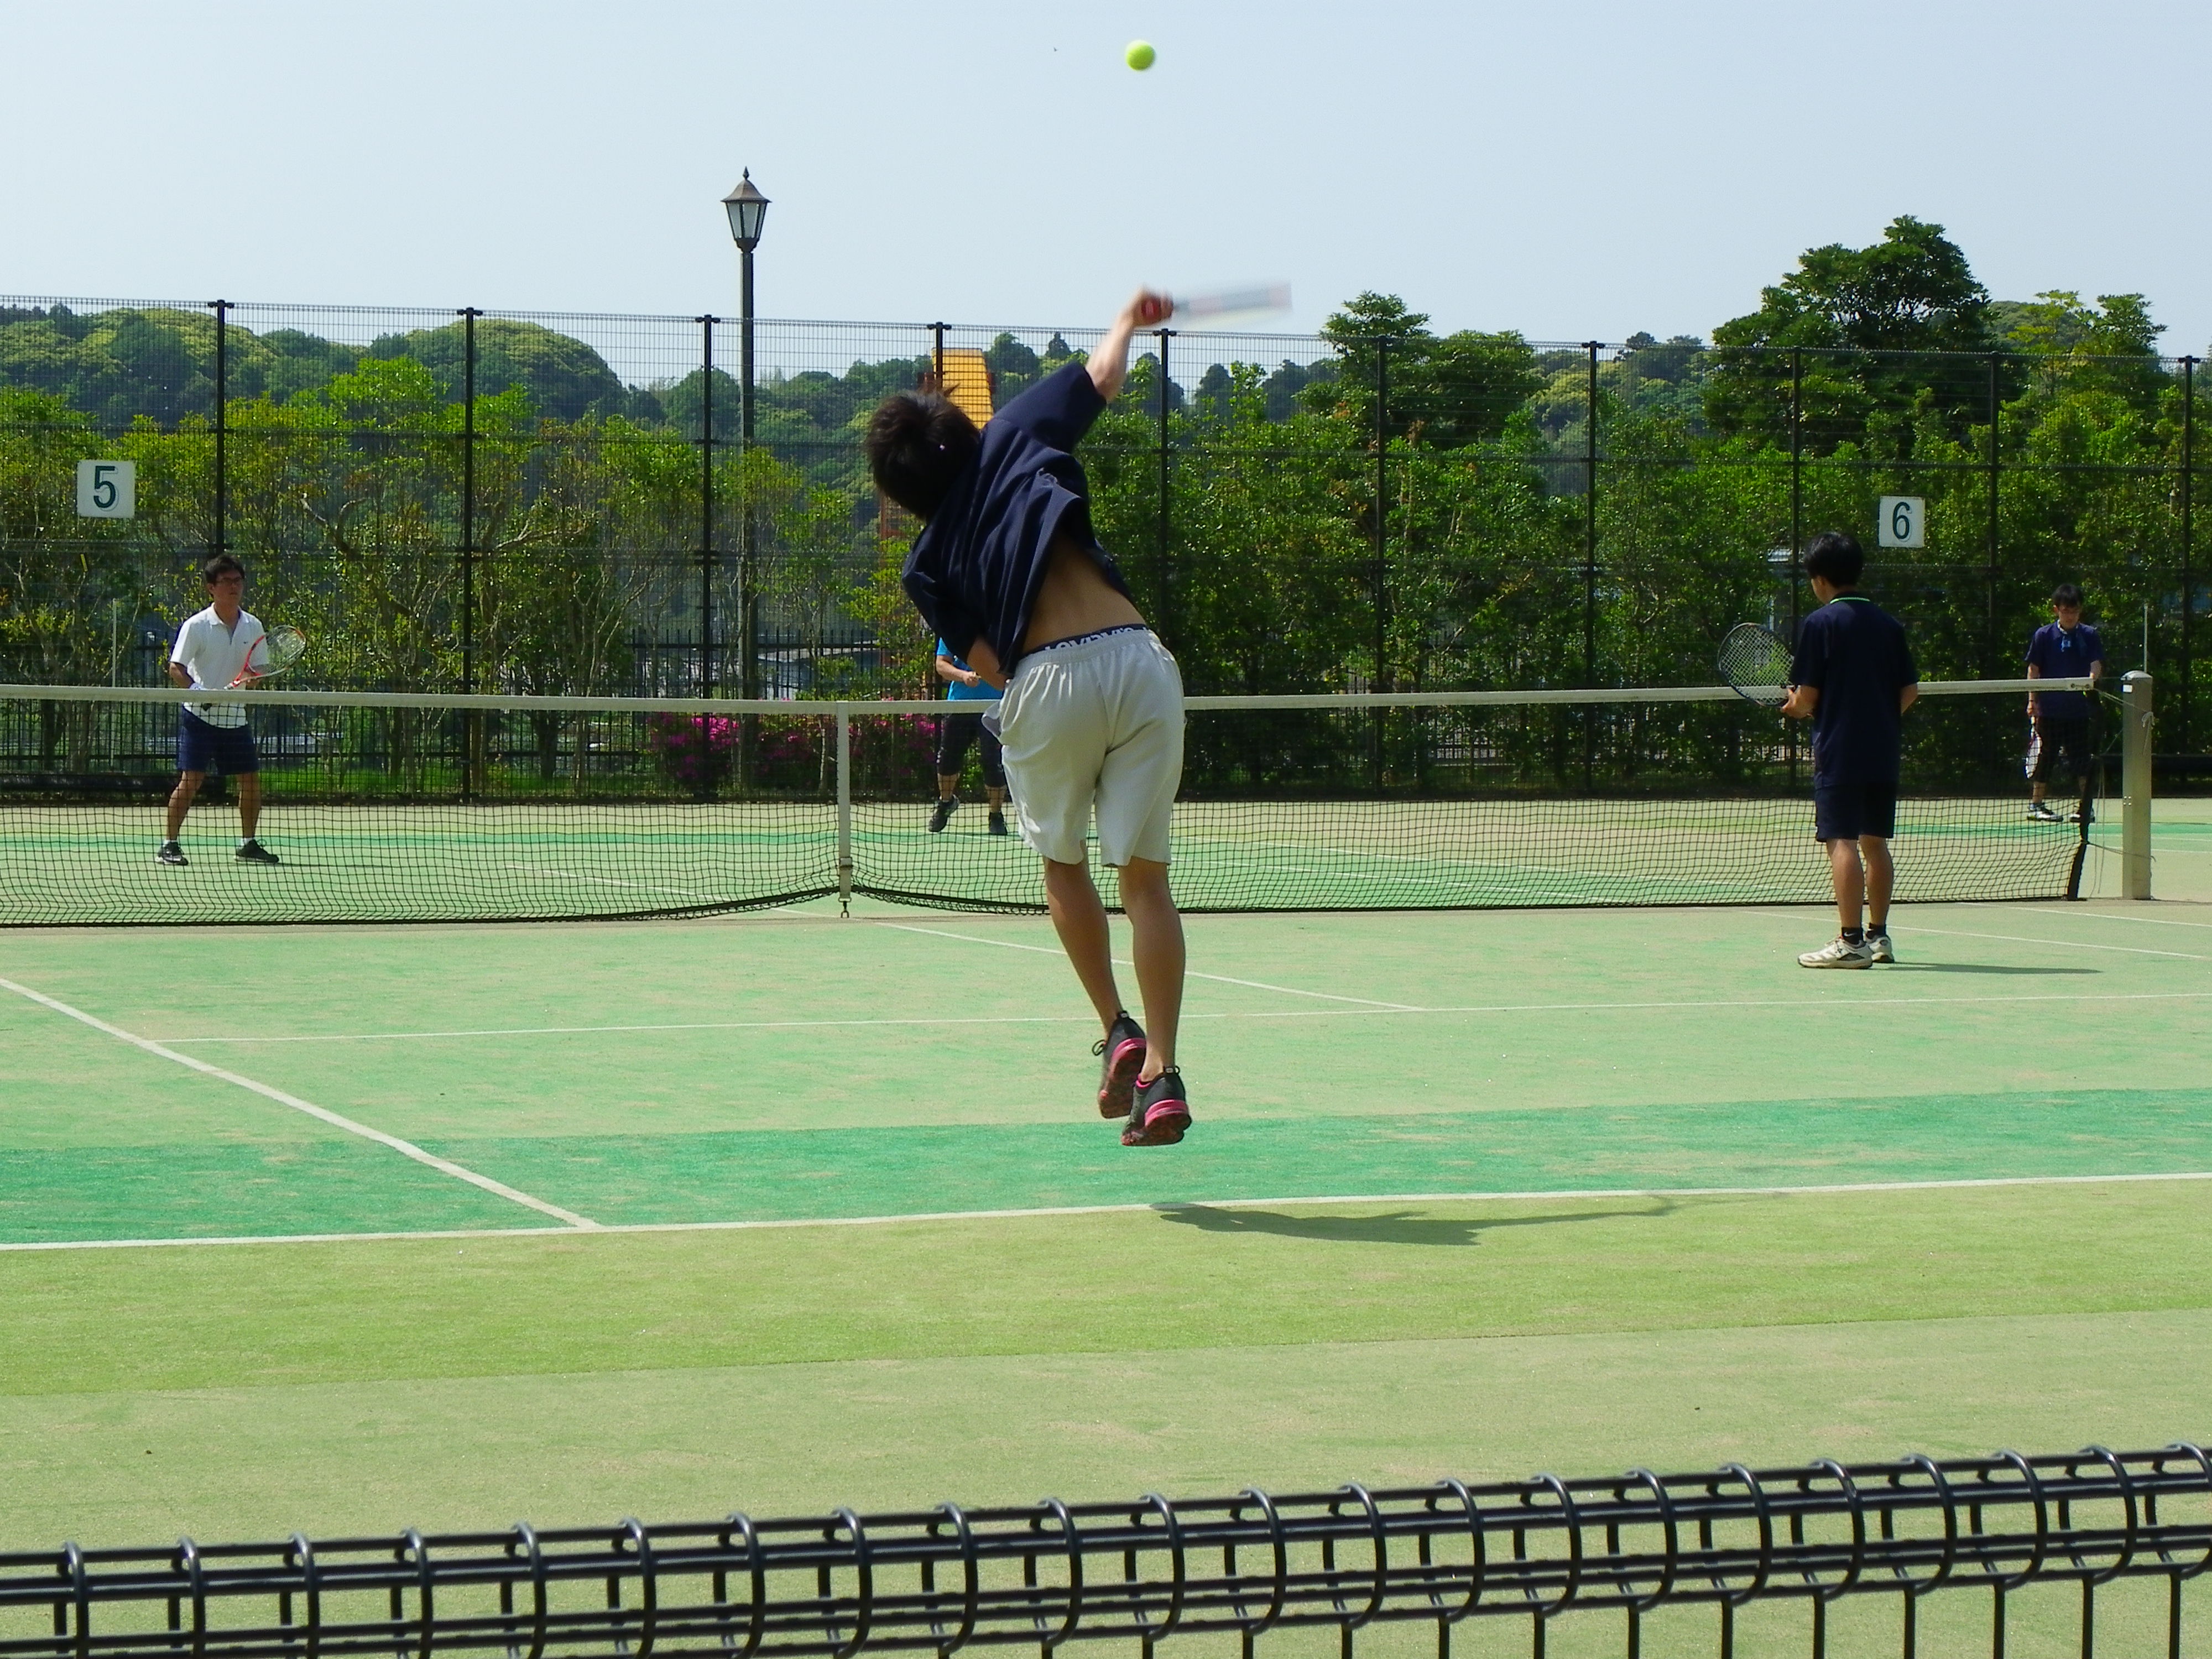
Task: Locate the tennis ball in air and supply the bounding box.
[1125,39,1156,71]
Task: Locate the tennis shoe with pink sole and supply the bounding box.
[1123,1070,1191,1147]
[1094,1011,1146,1119]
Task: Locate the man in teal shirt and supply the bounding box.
[932,637,1008,834]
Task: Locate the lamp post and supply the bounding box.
[722,171,768,701]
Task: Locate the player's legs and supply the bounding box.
[1861,836,1893,928]
[1827,838,1865,933]
[978,727,1008,821]
[1042,857,1124,1027]
[238,773,262,841]
[165,770,204,841]
[1115,857,1182,1078]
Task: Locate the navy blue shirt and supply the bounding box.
[1789,595,1918,788]
[2025,622,2103,719]
[901,362,1134,671]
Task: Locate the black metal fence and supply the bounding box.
[1,296,2203,757]
[2,1447,2206,1659]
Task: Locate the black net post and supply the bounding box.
[697,315,717,696]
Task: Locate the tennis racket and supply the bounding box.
[1716,622,1795,707]
[228,624,307,687]
[1138,284,1293,327]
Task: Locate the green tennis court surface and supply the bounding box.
[3,804,2208,1556]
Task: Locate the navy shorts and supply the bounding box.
[178,708,259,775]
[935,708,1005,787]
[1812,781,1895,842]
[2027,717,2091,784]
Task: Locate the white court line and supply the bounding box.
[145,988,2212,1046]
[4,1169,2208,1253]
[1741,910,2212,962]
[874,921,1422,1010]
[2020,906,2212,931]
[0,976,597,1230]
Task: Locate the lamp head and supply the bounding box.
[722,170,769,251]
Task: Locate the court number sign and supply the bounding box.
[1876,495,1924,549]
[76,460,135,519]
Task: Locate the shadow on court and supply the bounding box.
[1150,1201,1674,1248]
[1885,963,2099,975]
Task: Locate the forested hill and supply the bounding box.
[0,307,651,427]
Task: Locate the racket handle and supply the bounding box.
[1135,294,1172,326]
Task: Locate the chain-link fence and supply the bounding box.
[2,296,2202,764]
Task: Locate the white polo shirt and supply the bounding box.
[170,606,263,728]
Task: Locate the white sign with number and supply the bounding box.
[76,459,136,519]
[1876,494,1924,549]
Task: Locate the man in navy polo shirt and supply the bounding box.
[1780,531,1919,968]
[2025,582,2105,823]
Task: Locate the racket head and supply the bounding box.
[1170,283,1292,322]
[1716,623,1795,706]
[230,625,307,686]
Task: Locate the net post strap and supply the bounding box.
[2120,671,2154,900]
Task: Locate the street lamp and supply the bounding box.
[721,170,768,700]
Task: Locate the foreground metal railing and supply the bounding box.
[4,1446,2209,1659]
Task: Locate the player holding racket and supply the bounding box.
[159,554,280,867]
[868,289,1191,1147]
[1778,532,1917,967]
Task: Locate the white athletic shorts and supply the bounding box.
[994,625,1184,867]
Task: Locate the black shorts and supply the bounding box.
[1813,781,1895,842]
[177,708,259,775]
[935,708,1005,787]
[2027,717,2091,784]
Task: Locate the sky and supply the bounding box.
[4,0,2208,355]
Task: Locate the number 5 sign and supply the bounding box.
[76,460,136,519]
[1876,494,1924,549]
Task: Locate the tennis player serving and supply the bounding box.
[160,554,280,867]
[868,291,1191,1146]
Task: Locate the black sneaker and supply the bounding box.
[1093,1011,1146,1120]
[156,841,188,867]
[236,839,280,864]
[928,796,958,833]
[1123,1070,1191,1147]
[2028,801,2062,823]
[987,810,1009,836]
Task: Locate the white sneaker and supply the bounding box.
[1867,932,1895,964]
[1799,936,1875,969]
[2028,801,2062,823]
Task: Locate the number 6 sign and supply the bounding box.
[1876,494,1924,549]
[76,459,136,519]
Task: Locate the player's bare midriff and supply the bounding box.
[1021,534,1145,655]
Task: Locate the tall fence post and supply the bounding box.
[1986,352,2002,679]
[1584,341,1600,790]
[1371,337,1390,790]
[208,300,227,560]
[698,315,717,695]
[460,306,479,797]
[1789,347,1803,633]
[739,273,758,703]
[2182,355,2195,754]
[1155,325,1172,648]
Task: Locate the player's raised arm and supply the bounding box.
[1088,290,1172,404]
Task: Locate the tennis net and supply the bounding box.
[0,678,2120,926]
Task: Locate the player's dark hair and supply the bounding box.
[2052,581,2084,607]
[201,553,244,585]
[865,393,979,519]
[1803,531,1864,587]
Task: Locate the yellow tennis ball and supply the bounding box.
[1125,39,1156,71]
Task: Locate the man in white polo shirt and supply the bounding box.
[160,554,279,866]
